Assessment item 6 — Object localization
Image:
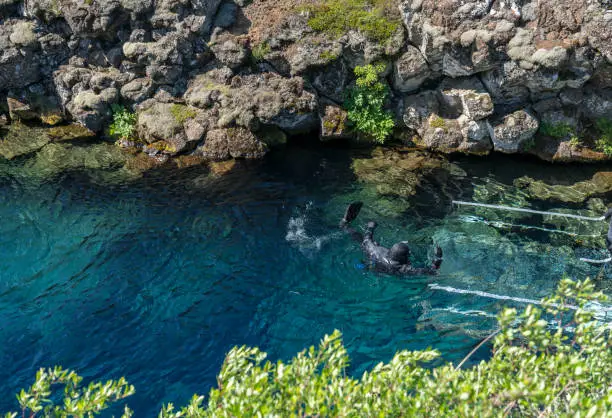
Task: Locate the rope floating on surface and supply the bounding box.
[579,256,612,264]
[428,284,612,320]
[452,200,606,222]
[457,215,602,237]
[429,284,542,306]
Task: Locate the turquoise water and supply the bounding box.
[0,142,610,414]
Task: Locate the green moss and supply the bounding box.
[202,81,231,95]
[170,104,197,124]
[323,119,336,131]
[306,0,400,42]
[429,115,447,132]
[251,42,271,62]
[319,50,339,62]
[49,0,62,16]
[539,121,574,139]
[151,141,177,153]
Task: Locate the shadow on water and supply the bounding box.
[1,139,611,414]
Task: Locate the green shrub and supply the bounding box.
[595,118,612,156]
[306,0,400,41]
[345,63,395,143]
[569,135,582,149]
[170,104,197,124]
[539,121,575,139]
[251,42,271,62]
[109,104,137,141]
[4,366,134,418]
[6,278,611,417]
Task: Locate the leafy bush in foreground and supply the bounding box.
[346,63,395,144]
[5,279,612,417]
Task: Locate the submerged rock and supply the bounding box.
[351,147,450,198]
[0,123,50,159]
[47,124,96,142]
[514,172,612,203]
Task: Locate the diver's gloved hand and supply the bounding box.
[432,245,443,270]
[367,221,377,229]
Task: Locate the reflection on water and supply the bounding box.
[0,142,611,414]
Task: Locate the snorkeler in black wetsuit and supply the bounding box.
[340,202,443,276]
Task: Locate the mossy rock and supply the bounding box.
[351,147,450,198]
[17,142,129,181]
[514,172,612,203]
[0,123,51,159]
[47,124,96,142]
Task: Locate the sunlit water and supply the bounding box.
[0,142,611,415]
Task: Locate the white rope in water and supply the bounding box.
[428,284,612,318]
[452,200,606,222]
[429,284,544,306]
[430,307,497,319]
[457,215,602,238]
[579,256,612,264]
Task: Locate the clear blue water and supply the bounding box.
[0,142,610,415]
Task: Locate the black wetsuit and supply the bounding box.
[341,219,442,276]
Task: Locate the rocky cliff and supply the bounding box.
[0,0,611,163]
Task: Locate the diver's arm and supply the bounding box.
[364,221,377,244]
[340,221,364,242]
[398,245,442,276]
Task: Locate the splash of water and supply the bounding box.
[285,202,342,256]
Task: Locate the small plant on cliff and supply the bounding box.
[595,117,612,156]
[569,135,582,149]
[109,104,137,141]
[251,42,271,63]
[539,121,575,139]
[346,63,395,143]
[305,0,400,41]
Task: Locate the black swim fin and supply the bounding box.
[342,202,363,224]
